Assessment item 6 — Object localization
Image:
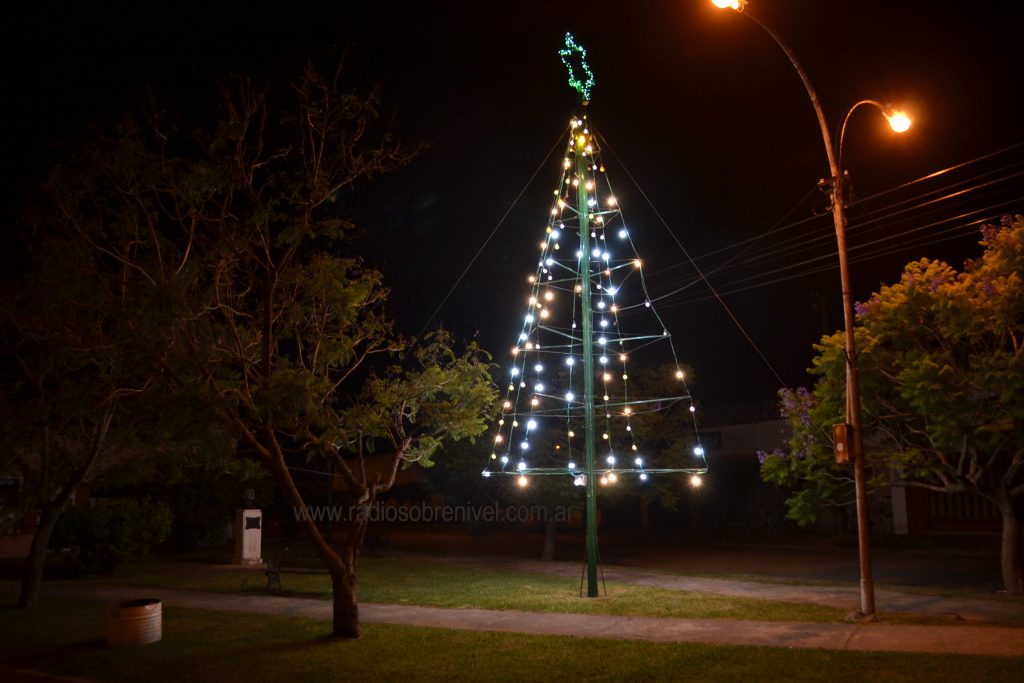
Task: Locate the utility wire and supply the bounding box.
[599,133,787,387]
[416,128,567,338]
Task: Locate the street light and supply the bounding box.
[712,0,911,619]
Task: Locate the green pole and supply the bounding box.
[575,121,600,597]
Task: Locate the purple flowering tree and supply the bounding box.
[761,216,1024,595]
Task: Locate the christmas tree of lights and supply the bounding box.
[482,33,708,596]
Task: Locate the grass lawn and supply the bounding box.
[95,556,853,622]
[85,556,964,626]
[0,596,1021,682]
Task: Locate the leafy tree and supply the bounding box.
[761,217,1024,594]
[758,387,889,532]
[0,175,171,607]
[58,63,498,637]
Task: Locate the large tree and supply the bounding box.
[761,216,1024,594]
[0,156,170,606]
[60,64,497,637]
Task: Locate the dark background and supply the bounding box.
[4,0,1023,416]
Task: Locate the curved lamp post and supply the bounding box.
[712,0,911,618]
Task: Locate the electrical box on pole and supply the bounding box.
[833,423,851,464]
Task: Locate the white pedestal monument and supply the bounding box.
[234,509,263,566]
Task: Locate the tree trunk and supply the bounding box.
[262,444,366,638]
[541,517,556,561]
[328,558,360,638]
[18,507,60,608]
[996,497,1023,596]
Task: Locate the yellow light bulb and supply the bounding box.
[503,401,511,409]
[518,475,528,488]
[675,369,685,380]
[540,309,550,319]
[544,291,554,301]
[608,472,618,484]
[494,435,503,443]
[623,407,632,415]
[633,259,642,268]
[531,398,540,406]
[603,373,611,381]
[886,110,911,133]
[711,0,741,9]
[568,430,575,437]
[577,134,587,146]
[585,180,594,191]
[607,196,616,206]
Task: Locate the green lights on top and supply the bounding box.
[559,32,595,103]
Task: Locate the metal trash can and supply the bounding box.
[107,599,162,647]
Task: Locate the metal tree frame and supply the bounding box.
[482,33,707,598]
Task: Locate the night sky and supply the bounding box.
[5,1,1024,417]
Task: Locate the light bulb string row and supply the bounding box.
[487,115,707,481]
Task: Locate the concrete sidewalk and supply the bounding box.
[43,582,1024,657]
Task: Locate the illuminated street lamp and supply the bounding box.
[712,0,910,618]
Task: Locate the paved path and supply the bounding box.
[43,582,1024,657]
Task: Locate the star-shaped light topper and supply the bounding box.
[559,32,595,103]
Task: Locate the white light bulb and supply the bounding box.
[689,405,696,413]
[527,419,537,430]
[482,470,491,477]
[598,337,607,345]
[534,363,543,372]
[600,319,608,328]
[592,247,601,257]
[602,252,610,261]
[500,455,509,464]
[565,391,575,401]
[576,250,583,258]
[600,356,608,364]
[545,258,553,266]
[566,357,575,366]
[568,461,577,470]
[607,287,617,295]
[535,383,544,392]
[525,314,534,323]
[693,446,704,456]
[635,457,643,466]
[597,301,605,309]
[520,441,529,450]
[618,229,628,239]
[607,455,616,465]
[639,473,647,481]
[519,332,528,341]
[510,367,519,377]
